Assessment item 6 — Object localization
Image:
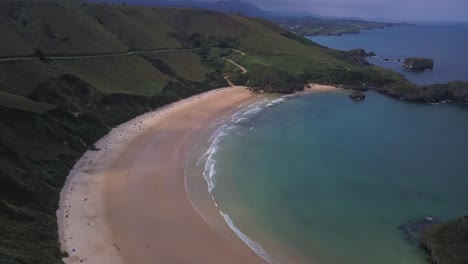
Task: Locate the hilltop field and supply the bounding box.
[0,1,467,263]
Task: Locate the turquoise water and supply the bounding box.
[309,23,468,85]
[188,23,468,264]
[206,91,468,264]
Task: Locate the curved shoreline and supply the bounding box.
[57,86,265,264]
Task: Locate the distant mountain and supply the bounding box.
[89,0,320,17]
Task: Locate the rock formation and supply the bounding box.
[347,48,377,57]
[421,216,468,264]
[403,57,434,71]
[349,91,366,101]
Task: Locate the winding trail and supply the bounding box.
[223,52,248,87]
[233,49,246,56]
[0,48,190,62]
[225,58,248,74]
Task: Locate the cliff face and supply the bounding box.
[403,57,434,71]
[421,216,468,264]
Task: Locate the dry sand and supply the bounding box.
[304,83,340,92]
[57,86,265,264]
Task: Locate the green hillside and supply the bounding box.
[0,1,467,264]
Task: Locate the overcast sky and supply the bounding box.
[226,0,468,21]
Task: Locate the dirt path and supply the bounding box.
[0,49,189,62]
[223,56,249,87]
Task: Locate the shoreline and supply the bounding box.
[57,86,265,264]
[57,83,342,264]
[303,83,342,93]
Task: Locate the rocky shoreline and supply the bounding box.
[421,216,468,264]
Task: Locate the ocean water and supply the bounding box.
[199,91,468,264]
[309,23,468,85]
[186,23,468,264]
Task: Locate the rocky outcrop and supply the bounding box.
[421,216,468,264]
[398,216,440,247]
[403,57,434,71]
[374,81,468,104]
[349,91,366,101]
[347,48,376,57]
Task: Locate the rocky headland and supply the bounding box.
[421,216,468,264]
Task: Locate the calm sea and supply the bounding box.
[188,24,468,264]
[309,23,468,85]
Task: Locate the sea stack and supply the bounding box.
[403,57,434,71]
[349,91,366,101]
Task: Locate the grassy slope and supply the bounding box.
[0,0,128,55]
[88,4,182,50]
[145,51,209,81]
[58,56,173,96]
[0,15,33,57]
[0,92,56,113]
[0,60,62,96]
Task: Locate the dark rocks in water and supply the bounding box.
[403,57,434,71]
[349,91,366,101]
[421,216,468,264]
[397,216,440,247]
[347,48,376,57]
[382,58,403,62]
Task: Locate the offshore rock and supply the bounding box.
[349,91,366,101]
[403,57,434,71]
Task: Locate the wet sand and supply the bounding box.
[58,86,265,264]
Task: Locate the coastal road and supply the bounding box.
[0,46,250,88]
[0,48,191,62]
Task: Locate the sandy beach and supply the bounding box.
[57,86,265,264]
[304,83,341,92]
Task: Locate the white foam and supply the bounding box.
[220,211,273,263]
[195,98,280,263]
[243,105,263,115]
[199,124,231,192]
[235,117,249,124]
[196,125,228,166]
[203,146,218,193]
[266,97,286,107]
